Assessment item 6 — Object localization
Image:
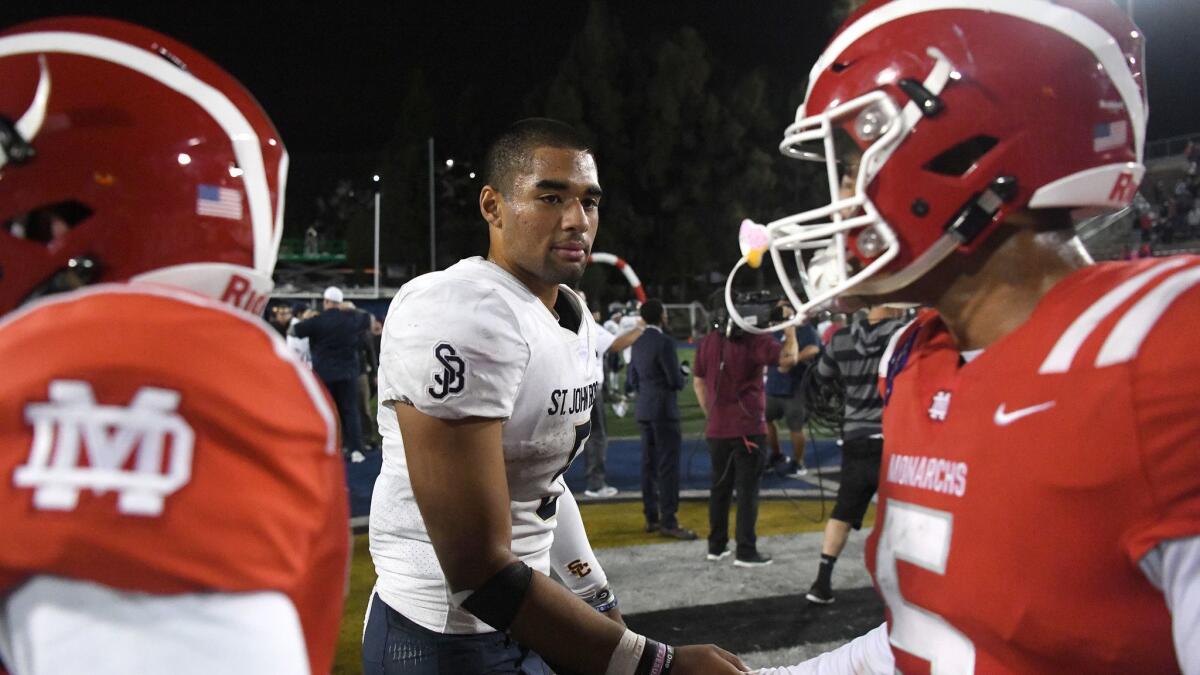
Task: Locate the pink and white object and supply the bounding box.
[738,219,770,269]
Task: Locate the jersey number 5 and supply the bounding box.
[536,420,592,520]
[875,499,976,673]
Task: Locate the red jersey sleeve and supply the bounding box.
[1125,272,1200,562]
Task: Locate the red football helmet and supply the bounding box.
[729,0,1146,331]
[0,17,287,316]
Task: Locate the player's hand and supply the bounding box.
[672,644,750,673]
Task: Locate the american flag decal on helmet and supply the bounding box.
[196,184,243,220]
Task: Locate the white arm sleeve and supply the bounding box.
[595,325,617,355]
[753,622,893,675]
[548,483,609,598]
[1,576,308,675]
[1139,535,1200,674]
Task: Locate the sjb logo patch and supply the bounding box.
[428,342,466,399]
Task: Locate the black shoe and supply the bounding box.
[659,526,698,541]
[645,522,661,533]
[763,454,787,477]
[706,548,731,562]
[806,578,835,604]
[782,464,809,478]
[733,551,773,567]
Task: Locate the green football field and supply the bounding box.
[603,345,830,440]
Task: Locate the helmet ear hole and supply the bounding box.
[923,135,998,177]
[6,200,92,246]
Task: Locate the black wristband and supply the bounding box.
[634,638,675,675]
[459,561,533,631]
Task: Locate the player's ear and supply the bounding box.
[480,185,504,230]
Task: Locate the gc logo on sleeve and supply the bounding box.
[428,342,466,399]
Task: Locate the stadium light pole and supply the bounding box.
[428,137,437,272]
[373,174,381,298]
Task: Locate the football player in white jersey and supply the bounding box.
[365,119,746,675]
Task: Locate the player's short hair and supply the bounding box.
[640,299,665,325]
[484,118,592,197]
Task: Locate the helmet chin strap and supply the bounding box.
[848,175,1019,297]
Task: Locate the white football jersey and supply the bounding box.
[369,257,601,633]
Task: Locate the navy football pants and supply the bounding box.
[362,592,551,674]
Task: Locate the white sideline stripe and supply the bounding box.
[0,284,339,455]
[808,0,1145,163]
[1039,258,1189,374]
[1096,265,1200,368]
[0,31,277,274]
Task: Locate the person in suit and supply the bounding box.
[628,299,697,540]
[294,286,372,461]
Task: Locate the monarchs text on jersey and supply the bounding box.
[0,284,349,675]
[868,257,1200,673]
[370,257,600,633]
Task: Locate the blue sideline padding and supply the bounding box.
[346,437,843,519]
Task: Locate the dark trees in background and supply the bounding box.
[297,0,841,305]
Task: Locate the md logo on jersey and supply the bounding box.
[14,380,194,517]
[928,390,952,421]
[428,342,466,399]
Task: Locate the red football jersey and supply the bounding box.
[867,257,1200,674]
[0,284,348,675]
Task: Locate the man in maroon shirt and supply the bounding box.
[693,312,799,566]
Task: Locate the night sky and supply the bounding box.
[2,1,1197,170]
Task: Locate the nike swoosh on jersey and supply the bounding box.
[993,401,1056,426]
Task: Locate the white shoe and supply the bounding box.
[584,485,619,498]
[612,401,628,418]
[706,550,732,562]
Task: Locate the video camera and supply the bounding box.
[713,290,783,338]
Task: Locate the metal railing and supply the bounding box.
[1146,132,1200,160]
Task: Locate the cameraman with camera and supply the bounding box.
[693,295,800,566]
[765,301,822,478]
